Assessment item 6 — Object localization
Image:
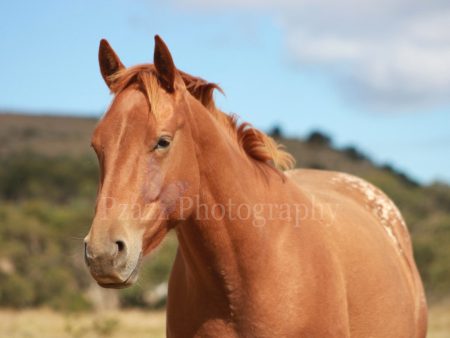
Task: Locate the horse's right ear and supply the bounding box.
[98,39,125,88]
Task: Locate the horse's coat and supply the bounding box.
[84,36,427,337]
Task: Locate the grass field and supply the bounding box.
[0,303,449,337]
[0,309,165,338]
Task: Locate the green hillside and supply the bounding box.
[0,113,448,310]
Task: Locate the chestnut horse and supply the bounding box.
[84,36,427,337]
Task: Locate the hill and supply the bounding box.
[0,113,449,309]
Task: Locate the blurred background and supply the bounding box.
[0,0,449,337]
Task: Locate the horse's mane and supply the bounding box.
[108,65,295,171]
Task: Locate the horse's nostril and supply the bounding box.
[116,240,126,253]
[84,242,91,265]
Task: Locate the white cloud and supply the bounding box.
[174,0,450,110]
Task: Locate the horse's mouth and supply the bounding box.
[98,281,133,289]
[97,254,142,289]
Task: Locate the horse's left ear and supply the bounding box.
[154,35,176,93]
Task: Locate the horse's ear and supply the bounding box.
[154,35,176,93]
[99,39,125,88]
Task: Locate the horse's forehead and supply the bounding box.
[92,89,152,143]
[110,88,149,120]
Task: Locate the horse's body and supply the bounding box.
[164,87,427,338]
[84,36,427,337]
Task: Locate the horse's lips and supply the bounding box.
[97,253,142,289]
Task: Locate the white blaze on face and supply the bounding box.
[331,173,405,252]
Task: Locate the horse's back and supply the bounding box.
[285,168,427,338]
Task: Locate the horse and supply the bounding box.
[84,35,427,337]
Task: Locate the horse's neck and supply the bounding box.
[174,97,286,312]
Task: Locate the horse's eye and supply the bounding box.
[154,137,171,150]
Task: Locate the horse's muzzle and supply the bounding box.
[84,237,141,288]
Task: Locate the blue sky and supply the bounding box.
[1,0,449,183]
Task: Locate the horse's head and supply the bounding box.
[84,36,200,288]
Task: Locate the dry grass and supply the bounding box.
[428,301,450,338]
[0,309,165,338]
[0,303,449,337]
